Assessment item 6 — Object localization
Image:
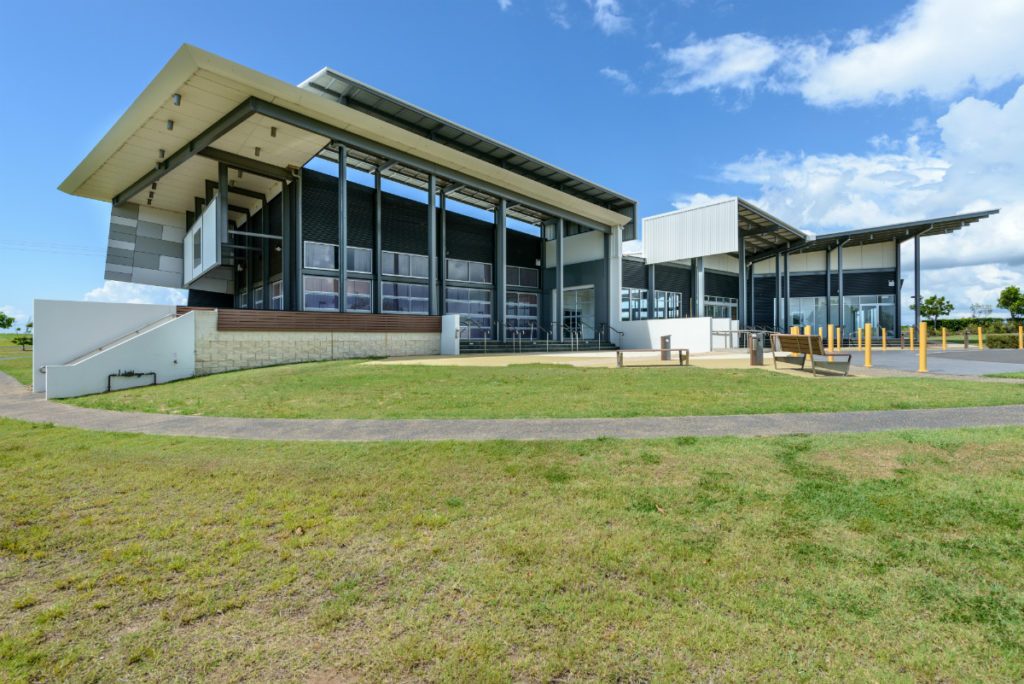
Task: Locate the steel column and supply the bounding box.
[337,145,348,312]
[647,265,656,318]
[894,238,902,332]
[838,242,845,334]
[693,257,705,317]
[914,234,921,328]
[825,247,831,327]
[495,199,507,342]
[775,254,782,330]
[737,232,747,328]
[748,265,755,326]
[783,253,791,327]
[216,164,229,265]
[261,199,270,310]
[556,218,564,341]
[427,174,438,315]
[373,168,383,314]
[439,192,447,312]
[281,180,293,310]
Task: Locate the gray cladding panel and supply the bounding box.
[105,203,185,289]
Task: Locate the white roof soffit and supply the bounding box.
[60,44,631,230]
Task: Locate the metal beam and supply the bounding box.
[198,147,292,181]
[373,169,382,314]
[250,98,613,234]
[112,98,258,206]
[228,230,282,240]
[441,183,466,197]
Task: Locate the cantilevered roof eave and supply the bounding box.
[60,44,633,231]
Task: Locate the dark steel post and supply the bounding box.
[337,144,348,312]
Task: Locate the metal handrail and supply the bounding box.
[533,322,552,352]
[59,312,180,367]
[460,319,491,353]
[577,319,600,350]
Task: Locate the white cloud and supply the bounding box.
[659,0,1024,106]
[671,192,734,211]
[708,85,1024,316]
[549,0,570,28]
[1,304,29,330]
[84,281,187,306]
[497,0,512,10]
[599,67,637,93]
[663,33,780,94]
[588,0,629,35]
[800,0,1024,106]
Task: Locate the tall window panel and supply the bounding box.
[303,276,339,311]
[446,287,492,338]
[382,282,429,313]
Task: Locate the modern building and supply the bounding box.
[620,197,998,342]
[40,45,998,399]
[58,44,637,345]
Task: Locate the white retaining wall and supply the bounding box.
[44,313,196,399]
[33,300,177,392]
[619,317,716,354]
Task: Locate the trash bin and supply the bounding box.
[660,335,671,361]
[749,333,764,366]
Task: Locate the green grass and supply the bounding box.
[0,356,32,386]
[986,371,1024,379]
[66,360,1024,419]
[2,418,1023,681]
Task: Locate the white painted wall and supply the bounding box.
[711,318,739,350]
[33,300,178,392]
[45,313,197,399]
[619,317,714,354]
[752,244,897,274]
[543,229,605,267]
[643,198,738,264]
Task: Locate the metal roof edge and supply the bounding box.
[301,67,637,206]
[815,208,1001,240]
[736,198,806,239]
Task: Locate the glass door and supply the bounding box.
[857,304,881,335]
[562,287,595,339]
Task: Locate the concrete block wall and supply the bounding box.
[193,311,440,376]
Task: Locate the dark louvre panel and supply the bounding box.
[507,230,542,269]
[445,212,494,263]
[790,273,827,298]
[301,169,337,244]
[621,258,647,288]
[753,276,777,327]
[654,264,691,299]
[830,270,898,296]
[187,290,233,308]
[705,270,738,298]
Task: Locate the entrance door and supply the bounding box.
[561,287,595,339]
[857,304,881,335]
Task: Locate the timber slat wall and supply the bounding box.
[176,307,441,333]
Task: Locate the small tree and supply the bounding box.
[12,335,32,351]
[997,286,1024,323]
[911,294,955,327]
[0,312,12,331]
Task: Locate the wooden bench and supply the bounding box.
[616,348,690,368]
[770,334,851,377]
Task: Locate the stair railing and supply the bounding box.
[460,319,490,353]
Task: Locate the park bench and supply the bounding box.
[616,348,690,368]
[770,334,851,377]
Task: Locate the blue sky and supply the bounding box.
[2,0,1022,328]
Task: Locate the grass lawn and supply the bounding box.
[66,359,1024,419]
[0,356,32,386]
[986,371,1024,379]
[2,419,1023,681]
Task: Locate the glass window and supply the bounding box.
[238,289,248,309]
[507,265,539,288]
[192,228,202,269]
[446,287,492,338]
[448,259,468,282]
[304,241,338,270]
[346,279,371,312]
[303,276,339,311]
[382,250,429,278]
[446,258,492,284]
[253,286,264,310]
[470,262,490,284]
[271,281,283,310]
[346,247,372,274]
[507,292,539,339]
[382,281,429,313]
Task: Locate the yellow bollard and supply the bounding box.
[942,327,947,350]
[909,325,914,350]
[836,326,843,349]
[918,322,928,372]
[857,328,863,350]
[882,328,887,350]
[978,326,984,350]
[827,324,834,353]
[818,326,823,340]
[1019,326,1023,350]
[864,323,872,367]
[804,325,811,337]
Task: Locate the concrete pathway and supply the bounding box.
[2,373,1022,443]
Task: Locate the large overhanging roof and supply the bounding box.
[300,68,636,218]
[737,199,807,256]
[58,44,633,230]
[801,209,1001,252]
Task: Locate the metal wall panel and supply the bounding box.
[641,198,738,264]
[621,258,647,289]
